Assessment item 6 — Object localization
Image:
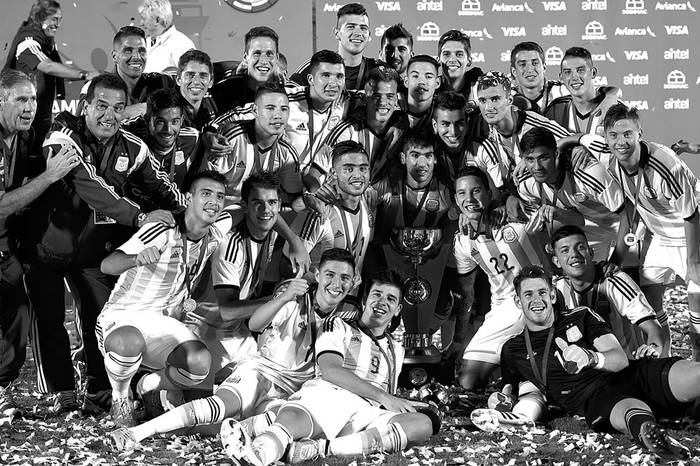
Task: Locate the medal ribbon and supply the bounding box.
[338,203,364,260]
[523,326,555,395]
[402,177,435,227]
[181,232,209,299]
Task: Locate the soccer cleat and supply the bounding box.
[639,421,690,460]
[470,408,535,432]
[108,427,140,452]
[110,397,137,428]
[220,418,264,466]
[286,438,327,464]
[81,389,112,416]
[52,390,80,414]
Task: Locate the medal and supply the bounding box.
[183,297,196,313]
[624,232,638,246]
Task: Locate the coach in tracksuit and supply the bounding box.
[19,73,187,413]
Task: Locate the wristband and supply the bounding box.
[594,351,605,370]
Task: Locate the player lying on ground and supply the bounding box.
[220,269,438,465]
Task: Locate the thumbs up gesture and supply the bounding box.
[555,337,599,374]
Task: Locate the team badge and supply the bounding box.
[328,115,340,129]
[114,156,129,172]
[566,325,583,343]
[595,125,605,137]
[573,192,588,203]
[425,198,439,212]
[644,186,656,199]
[501,225,518,243]
[175,150,185,165]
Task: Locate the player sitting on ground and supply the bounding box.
[95,170,231,427]
[108,247,360,451]
[221,269,436,465]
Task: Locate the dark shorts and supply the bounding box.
[585,357,689,431]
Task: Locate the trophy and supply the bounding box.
[390,228,444,305]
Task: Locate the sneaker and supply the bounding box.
[0,384,20,418]
[220,418,263,466]
[108,427,140,452]
[470,408,535,432]
[110,397,137,428]
[639,421,690,460]
[52,390,80,414]
[286,438,327,464]
[82,389,112,416]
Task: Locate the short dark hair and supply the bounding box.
[337,3,368,22]
[113,25,146,48]
[407,54,439,74]
[244,26,279,53]
[366,66,400,90]
[85,73,127,103]
[550,225,588,251]
[177,49,213,76]
[456,166,490,191]
[402,133,435,154]
[434,90,466,112]
[28,0,61,25]
[309,50,344,76]
[319,247,356,271]
[520,127,557,156]
[510,41,545,70]
[241,171,280,202]
[365,268,404,302]
[438,29,471,55]
[331,140,368,163]
[188,169,227,193]
[561,46,593,69]
[477,71,511,94]
[254,82,288,102]
[513,265,552,295]
[381,23,413,49]
[0,69,34,100]
[603,103,641,132]
[146,89,182,119]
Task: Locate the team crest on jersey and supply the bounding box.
[236,161,246,170]
[350,335,362,343]
[171,246,182,258]
[644,186,657,199]
[115,156,129,172]
[501,225,518,243]
[175,150,185,165]
[566,325,583,343]
[425,198,439,212]
[334,229,344,239]
[574,192,588,203]
[328,115,340,129]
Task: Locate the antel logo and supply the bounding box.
[542,24,567,35]
[417,0,443,11]
[664,48,690,59]
[623,73,649,85]
[581,0,607,10]
[664,98,689,109]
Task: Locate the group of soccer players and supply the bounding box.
[3,0,700,462]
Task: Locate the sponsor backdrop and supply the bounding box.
[1,0,698,171]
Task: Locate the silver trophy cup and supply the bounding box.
[391,228,443,305]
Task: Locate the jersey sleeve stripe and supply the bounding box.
[224,234,241,262]
[523,112,571,138]
[609,275,637,301]
[138,223,170,244]
[575,170,605,193]
[16,38,49,61]
[647,157,683,199]
[322,315,338,332]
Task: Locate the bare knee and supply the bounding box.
[168,340,211,377]
[391,413,433,444]
[458,360,497,390]
[104,326,145,356]
[277,405,315,440]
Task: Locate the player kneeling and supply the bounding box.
[221,269,438,465]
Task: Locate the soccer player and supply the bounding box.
[286,141,374,276]
[108,247,360,450]
[453,166,551,389]
[210,84,302,206]
[496,265,696,461]
[551,225,667,358]
[322,66,408,183]
[431,91,471,184]
[291,3,381,91]
[221,269,435,465]
[175,49,217,130]
[510,41,567,114]
[603,103,700,360]
[403,55,440,132]
[379,23,413,86]
[435,30,483,104]
[95,170,231,427]
[517,127,624,262]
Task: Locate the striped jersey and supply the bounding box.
[513,80,568,114]
[102,212,232,318]
[288,196,375,273]
[247,289,360,395]
[316,315,403,395]
[518,160,624,255]
[212,218,278,300]
[544,90,621,137]
[608,141,700,246]
[453,222,550,305]
[554,266,659,357]
[210,120,301,206]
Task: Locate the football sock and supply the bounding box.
[329,423,408,456]
[513,392,546,422]
[104,351,142,399]
[625,407,655,444]
[166,365,208,389]
[240,410,277,438]
[252,423,292,466]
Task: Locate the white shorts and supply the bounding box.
[640,235,700,293]
[215,361,289,419]
[285,379,396,439]
[463,297,524,364]
[96,310,200,371]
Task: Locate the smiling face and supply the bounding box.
[177,61,212,104]
[455,174,490,221]
[432,107,467,150]
[605,118,642,166]
[0,82,37,133]
[366,80,398,125]
[560,56,595,99]
[522,146,557,184]
[439,40,470,80]
[246,36,278,84]
[315,259,355,310]
[512,50,545,91]
[551,233,594,280]
[401,144,435,186]
[85,86,126,141]
[406,61,439,104]
[477,84,512,126]
[333,151,370,197]
[148,106,182,152]
[308,62,345,104]
[335,14,370,56]
[41,9,63,38]
[254,91,290,139]
[187,178,225,225]
[515,277,556,329]
[113,35,147,79]
[243,185,280,237]
[382,37,412,75]
[362,282,402,332]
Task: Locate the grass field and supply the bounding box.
[1,286,699,465]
